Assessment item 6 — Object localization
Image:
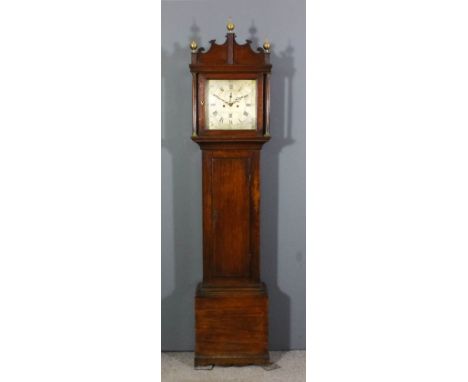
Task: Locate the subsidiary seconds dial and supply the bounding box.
[205,79,257,130]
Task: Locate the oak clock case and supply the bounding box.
[190,21,272,367]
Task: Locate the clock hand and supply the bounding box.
[213,94,230,105]
[231,94,249,104]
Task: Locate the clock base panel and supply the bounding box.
[194,282,269,367]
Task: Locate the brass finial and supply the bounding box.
[263,39,271,52]
[190,40,198,52]
[227,18,235,32]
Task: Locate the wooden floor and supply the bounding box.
[162,351,305,382]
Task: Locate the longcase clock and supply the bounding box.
[189,20,272,367]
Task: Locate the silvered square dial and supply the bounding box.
[205,79,257,130]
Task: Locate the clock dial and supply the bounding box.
[205,79,257,130]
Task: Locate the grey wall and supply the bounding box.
[162,0,306,350]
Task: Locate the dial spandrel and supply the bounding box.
[205,79,257,130]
